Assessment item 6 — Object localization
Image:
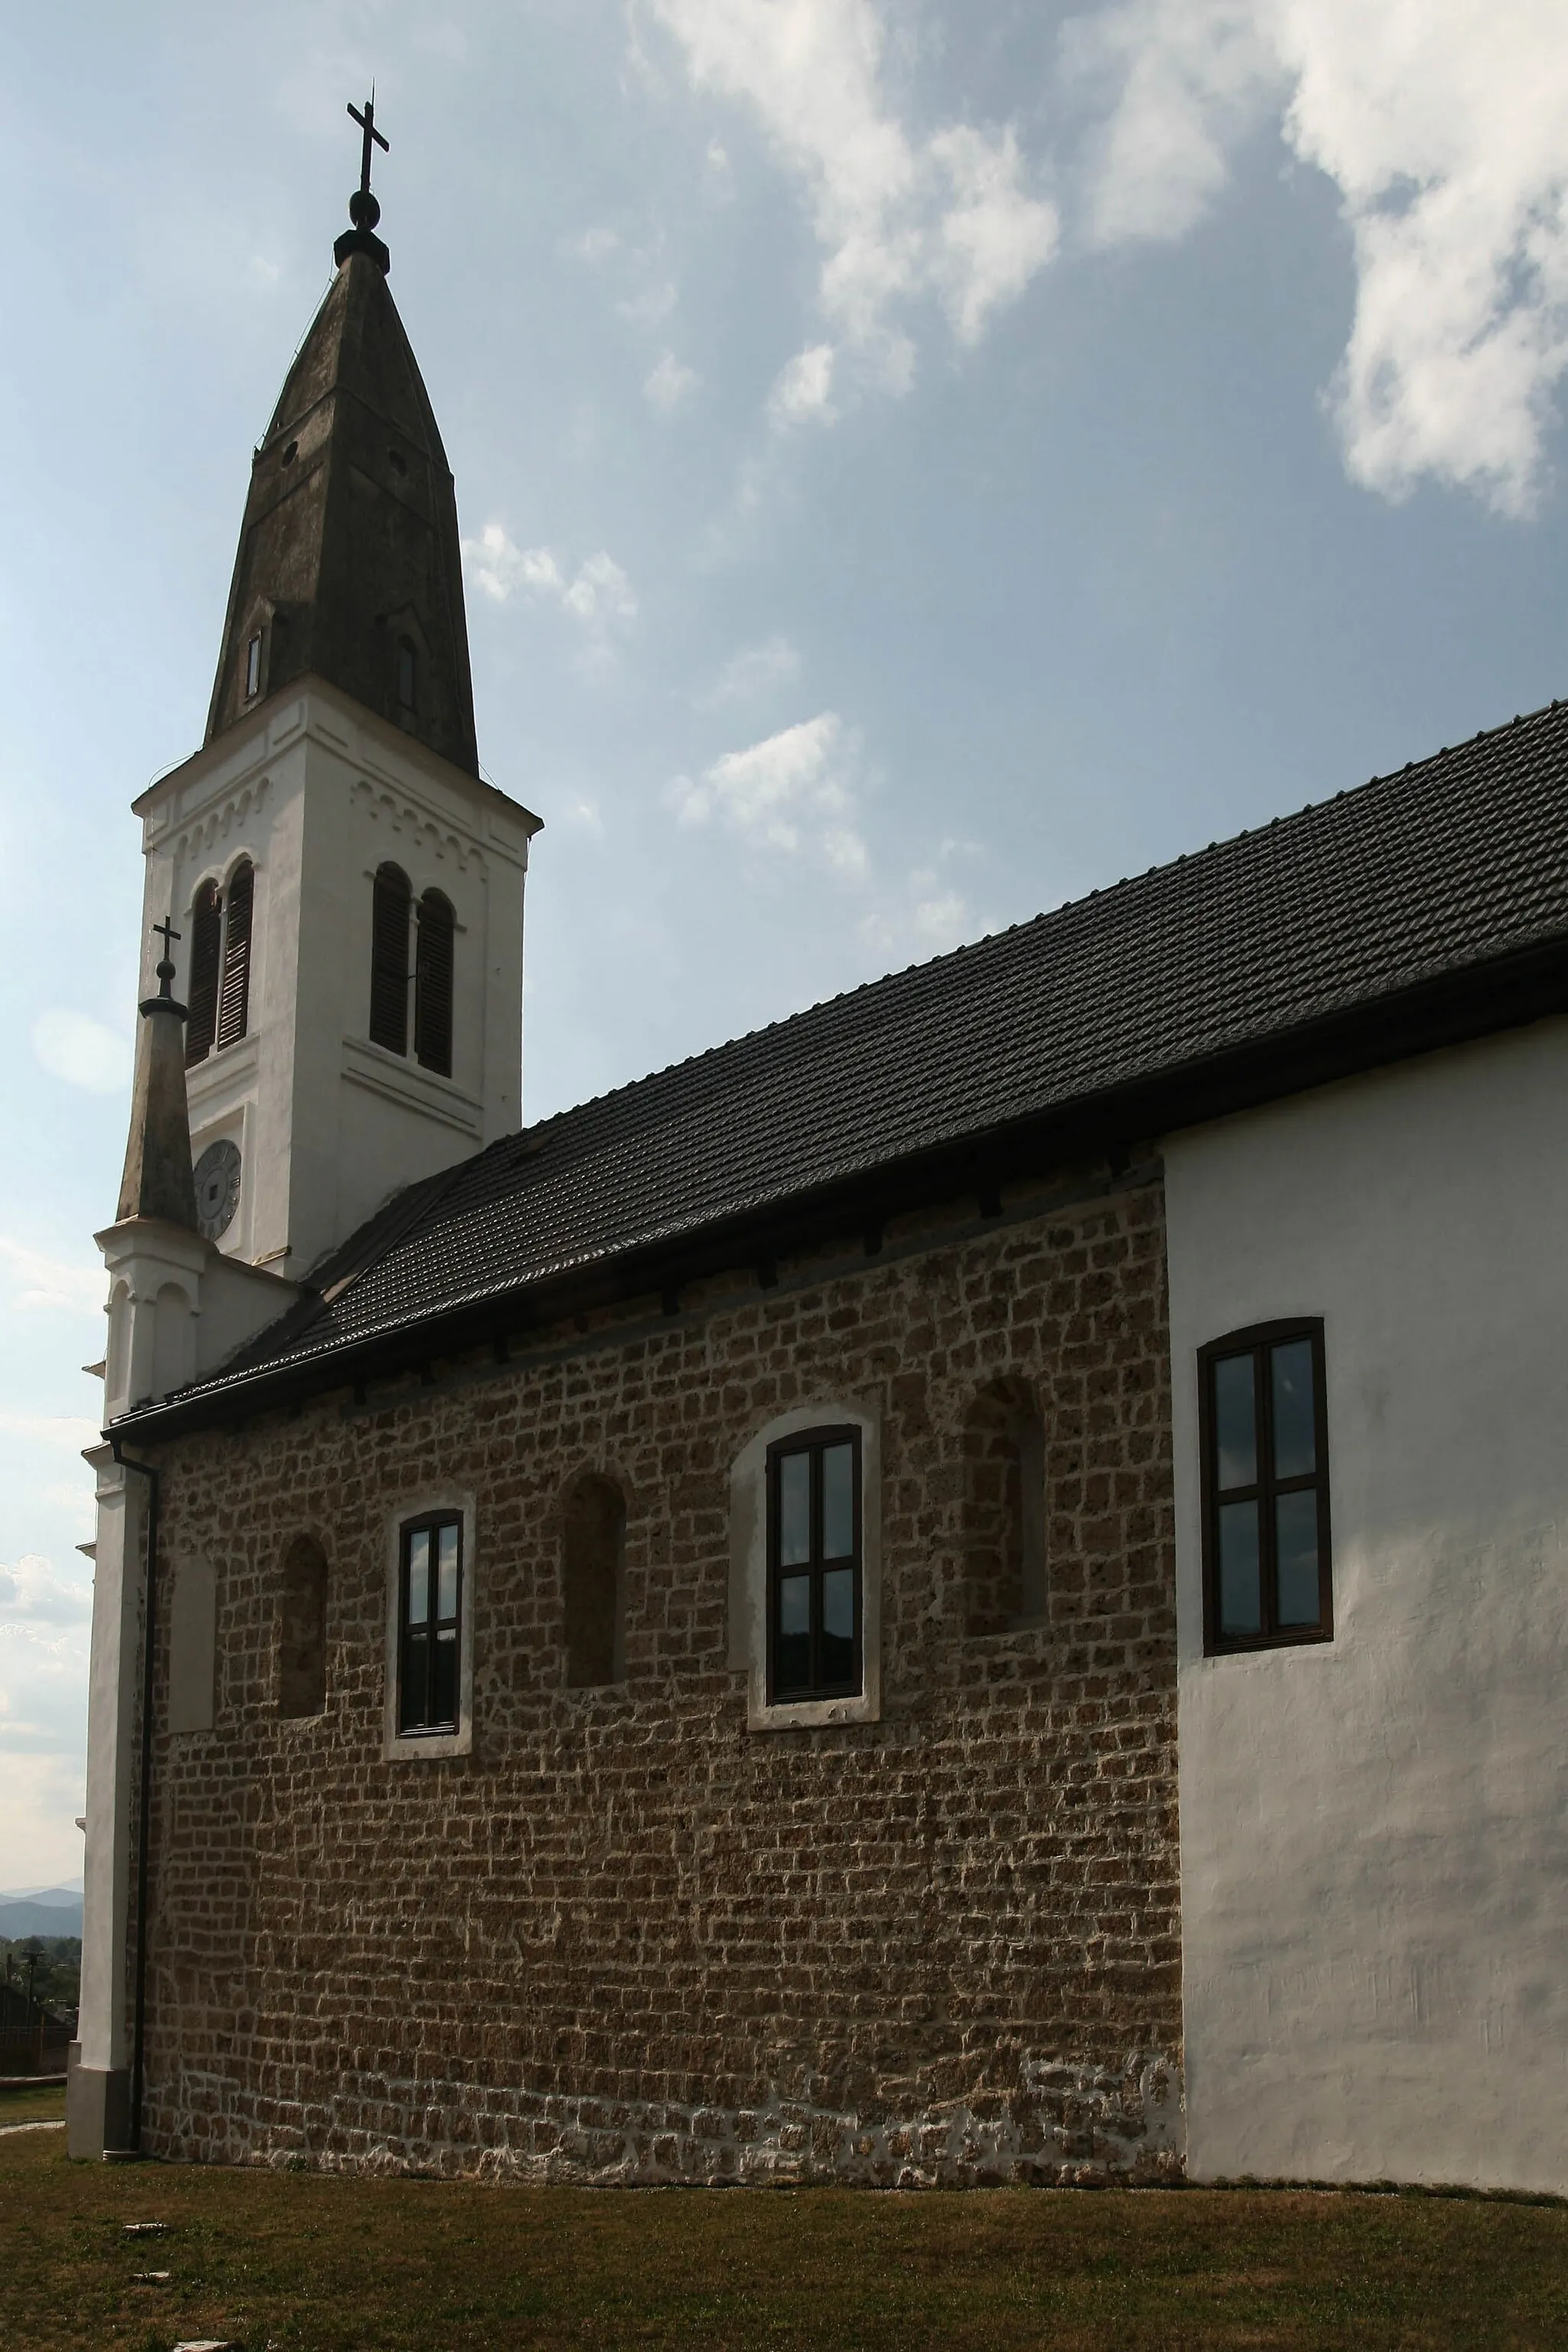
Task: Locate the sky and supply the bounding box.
[3,0,1566,1888]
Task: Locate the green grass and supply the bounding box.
[0,2131,1564,2350]
[0,2080,66,2128]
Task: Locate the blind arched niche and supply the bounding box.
[279,1534,328,1719]
[563,1475,626,1688]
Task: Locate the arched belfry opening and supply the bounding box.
[185,859,254,1066]
[962,1379,1048,1636]
[415,889,455,1076]
[563,1474,627,1688]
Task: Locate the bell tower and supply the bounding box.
[130,100,540,1280]
[74,104,544,2164]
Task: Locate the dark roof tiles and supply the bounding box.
[191,694,1568,1403]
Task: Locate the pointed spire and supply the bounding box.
[117,921,199,1231]
[204,103,481,775]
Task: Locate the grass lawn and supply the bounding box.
[1,2132,1564,2351]
[0,2081,66,2128]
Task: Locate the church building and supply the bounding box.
[70,129,1568,2195]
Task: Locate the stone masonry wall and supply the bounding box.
[139,1169,1182,2184]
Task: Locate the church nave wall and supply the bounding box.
[134,1173,1183,2185]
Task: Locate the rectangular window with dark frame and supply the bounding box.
[768,1427,862,1702]
[1200,1320,1332,1653]
[397,1514,462,1734]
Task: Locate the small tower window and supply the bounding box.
[244,632,263,700]
[415,889,455,1076]
[397,637,417,714]
[215,859,254,1050]
[370,863,412,1055]
[185,880,223,1067]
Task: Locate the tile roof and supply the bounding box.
[153,695,1568,1416]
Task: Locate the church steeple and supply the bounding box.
[205,102,479,774]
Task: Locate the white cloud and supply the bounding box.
[768,342,838,429]
[1282,0,1568,514]
[1063,0,1279,246]
[567,225,620,263]
[647,0,1057,410]
[32,1008,131,1095]
[0,1553,92,1625]
[645,350,701,410]
[861,887,975,961]
[668,710,867,868]
[464,526,638,623]
[1067,0,1568,513]
[0,1235,103,1318]
[695,634,802,710]
[619,279,680,328]
[564,552,638,623]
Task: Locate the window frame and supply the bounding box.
[397,1511,463,1736]
[766,1425,863,1704]
[729,1401,881,1732]
[383,1494,475,1759]
[1198,1318,1333,1655]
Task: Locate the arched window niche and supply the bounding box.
[962,1378,1048,1637]
[278,1534,328,1720]
[562,1473,626,1689]
[369,862,412,1054]
[414,889,455,1076]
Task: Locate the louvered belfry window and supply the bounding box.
[370,863,412,1054]
[414,889,455,1076]
[214,858,254,1049]
[185,880,223,1067]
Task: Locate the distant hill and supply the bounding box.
[0,1893,83,1939]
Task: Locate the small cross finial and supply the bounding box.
[338,90,393,268]
[152,915,181,998]
[348,91,390,202]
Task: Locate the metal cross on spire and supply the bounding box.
[348,91,390,200]
[337,88,394,271]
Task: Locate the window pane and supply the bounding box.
[407,1530,430,1628]
[400,1628,427,1733]
[821,1566,856,1687]
[1276,1489,1321,1626]
[779,1453,811,1566]
[1217,1500,1262,1635]
[1213,1354,1257,1490]
[431,1628,458,1728]
[436,1524,459,1625]
[821,1444,854,1559]
[1271,1340,1317,1480]
[776,1573,811,1694]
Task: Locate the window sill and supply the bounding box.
[747,1688,878,1733]
[384,1724,471,1761]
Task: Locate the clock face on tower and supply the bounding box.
[193,1138,243,1242]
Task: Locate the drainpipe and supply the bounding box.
[110,1436,160,2156]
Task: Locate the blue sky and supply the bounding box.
[3,0,1566,1886]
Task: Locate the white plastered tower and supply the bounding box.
[136,678,536,1282]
